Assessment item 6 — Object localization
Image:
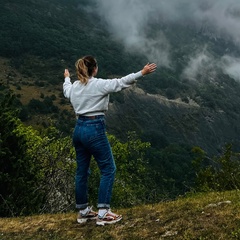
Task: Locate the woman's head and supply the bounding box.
[75,55,98,84]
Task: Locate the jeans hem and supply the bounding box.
[76,203,88,209]
[97,203,110,209]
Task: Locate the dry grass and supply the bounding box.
[0,57,64,105]
[1,191,240,240]
[0,57,72,124]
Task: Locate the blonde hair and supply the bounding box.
[75,56,97,84]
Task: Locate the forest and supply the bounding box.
[1,0,240,217]
[1,88,240,217]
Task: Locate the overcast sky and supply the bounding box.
[85,0,240,81]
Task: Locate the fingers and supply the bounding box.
[146,63,157,73]
[141,62,157,75]
[64,69,70,77]
[149,63,157,72]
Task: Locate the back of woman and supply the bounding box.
[63,55,157,226]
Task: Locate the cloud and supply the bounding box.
[182,49,214,80]
[193,0,240,44]
[86,0,240,76]
[91,0,171,67]
[182,52,240,82]
[221,55,240,81]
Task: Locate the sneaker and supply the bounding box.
[96,209,122,226]
[77,206,98,224]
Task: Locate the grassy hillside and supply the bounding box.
[0,191,239,240]
[2,0,240,206]
[0,0,145,132]
[2,0,240,153]
[2,0,240,155]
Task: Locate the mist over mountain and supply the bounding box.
[83,0,240,154]
[90,0,240,79]
[1,0,240,157]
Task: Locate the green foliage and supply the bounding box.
[88,131,159,208]
[0,0,144,81]
[146,144,196,198]
[0,94,162,215]
[31,130,76,213]
[5,90,240,216]
[111,132,156,207]
[2,0,240,217]
[28,97,59,114]
[0,90,75,216]
[0,91,45,216]
[193,144,240,192]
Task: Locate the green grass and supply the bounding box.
[1,191,240,240]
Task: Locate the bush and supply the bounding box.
[0,93,45,216]
[88,132,159,208]
[192,144,240,192]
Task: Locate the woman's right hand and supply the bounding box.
[141,63,157,76]
[64,69,70,78]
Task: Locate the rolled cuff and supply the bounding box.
[135,70,143,79]
[76,203,88,209]
[97,203,110,209]
[64,76,71,82]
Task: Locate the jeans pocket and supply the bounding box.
[85,121,105,142]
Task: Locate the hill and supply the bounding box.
[106,86,240,155]
[0,191,239,240]
[2,0,240,200]
[1,0,240,157]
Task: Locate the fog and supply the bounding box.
[221,55,240,81]
[86,0,240,81]
[182,49,213,81]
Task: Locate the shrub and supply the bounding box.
[192,144,240,192]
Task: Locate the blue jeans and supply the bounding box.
[73,116,116,209]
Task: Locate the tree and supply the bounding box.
[146,143,196,198]
[88,131,159,208]
[0,91,45,216]
[192,144,240,192]
[0,91,76,216]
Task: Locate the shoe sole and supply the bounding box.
[77,217,97,224]
[96,216,122,226]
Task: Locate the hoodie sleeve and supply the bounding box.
[98,71,143,94]
[63,77,72,99]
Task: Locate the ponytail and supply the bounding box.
[75,59,89,84]
[75,56,97,85]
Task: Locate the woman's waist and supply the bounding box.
[77,112,105,120]
[78,115,104,120]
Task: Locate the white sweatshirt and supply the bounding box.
[63,71,142,116]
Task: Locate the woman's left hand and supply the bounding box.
[64,69,70,78]
[141,63,157,76]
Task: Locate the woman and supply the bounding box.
[63,55,157,226]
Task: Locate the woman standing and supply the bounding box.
[63,56,157,226]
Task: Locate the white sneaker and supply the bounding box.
[77,206,98,224]
[96,209,122,226]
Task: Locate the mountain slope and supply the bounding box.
[106,86,240,155]
[1,0,240,157]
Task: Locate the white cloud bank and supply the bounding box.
[85,0,240,81]
[221,55,240,81]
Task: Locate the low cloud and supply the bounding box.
[91,0,172,67]
[84,0,240,79]
[221,55,240,81]
[182,49,213,80]
[182,52,240,82]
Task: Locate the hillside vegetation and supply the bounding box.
[1,0,240,225]
[1,0,240,156]
[1,191,240,240]
[0,0,240,152]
